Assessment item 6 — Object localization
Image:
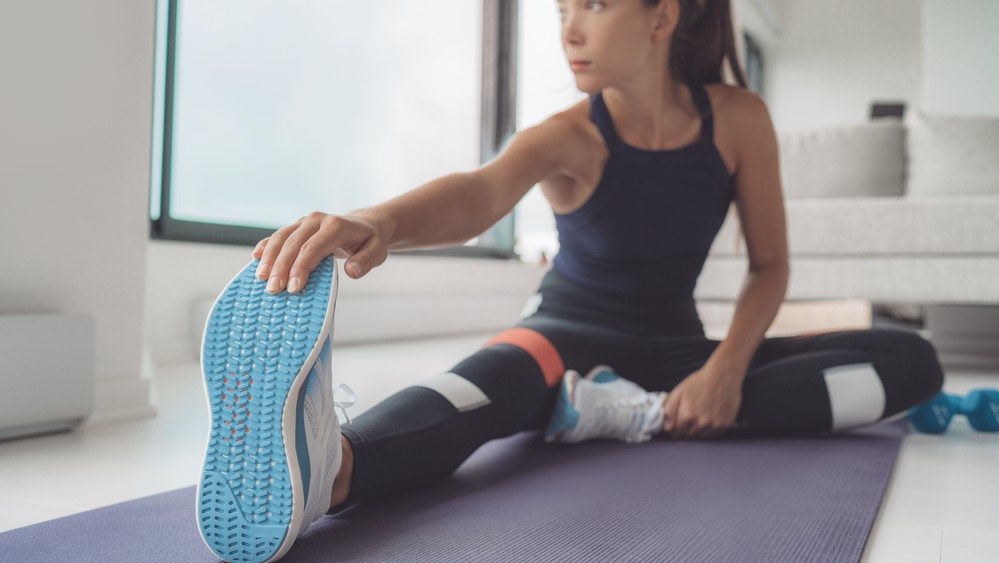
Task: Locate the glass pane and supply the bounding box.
[168,1,482,231]
[515,0,584,263]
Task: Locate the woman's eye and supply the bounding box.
[587,1,605,11]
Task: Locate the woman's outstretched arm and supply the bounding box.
[253,114,585,293]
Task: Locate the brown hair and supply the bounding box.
[645,0,747,87]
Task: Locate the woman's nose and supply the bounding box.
[561,14,583,46]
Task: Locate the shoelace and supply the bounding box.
[332,383,357,424]
[591,393,664,441]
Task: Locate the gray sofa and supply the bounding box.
[696,111,999,307]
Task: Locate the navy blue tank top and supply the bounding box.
[551,83,735,301]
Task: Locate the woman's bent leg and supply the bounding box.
[734,328,945,435]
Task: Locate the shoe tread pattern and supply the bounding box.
[198,257,334,563]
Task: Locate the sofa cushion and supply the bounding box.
[709,195,999,257]
[778,120,905,200]
[907,111,999,197]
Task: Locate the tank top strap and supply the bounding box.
[591,87,715,149]
[589,92,616,145]
[688,83,714,143]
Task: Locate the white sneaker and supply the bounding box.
[197,256,355,563]
[545,365,665,444]
[295,341,356,536]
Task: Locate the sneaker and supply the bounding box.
[197,256,351,563]
[544,365,665,444]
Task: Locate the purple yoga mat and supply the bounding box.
[0,420,907,562]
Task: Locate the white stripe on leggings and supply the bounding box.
[823,363,886,431]
[417,372,491,412]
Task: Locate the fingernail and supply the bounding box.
[287,277,302,293]
[347,263,360,277]
[256,265,267,279]
[266,276,281,293]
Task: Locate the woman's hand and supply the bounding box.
[253,211,389,294]
[663,363,744,440]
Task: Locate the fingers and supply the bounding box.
[255,212,388,294]
[286,235,328,293]
[663,393,679,434]
[674,413,728,440]
[256,223,296,281]
[343,233,388,279]
[662,389,727,440]
[664,397,702,440]
[681,416,729,440]
[255,215,319,293]
[252,237,269,260]
[286,217,347,291]
[671,411,697,440]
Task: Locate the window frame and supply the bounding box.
[150,0,518,260]
[743,31,765,94]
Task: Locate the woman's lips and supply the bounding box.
[570,61,591,71]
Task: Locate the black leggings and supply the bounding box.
[340,268,944,503]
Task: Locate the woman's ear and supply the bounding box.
[651,0,681,42]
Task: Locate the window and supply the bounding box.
[744,32,765,94]
[514,0,584,263]
[152,0,515,257]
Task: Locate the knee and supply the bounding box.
[883,329,945,402]
[481,327,565,388]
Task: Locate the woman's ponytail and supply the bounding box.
[648,0,747,87]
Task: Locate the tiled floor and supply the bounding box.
[0,333,997,562]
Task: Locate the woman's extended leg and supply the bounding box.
[334,314,656,506]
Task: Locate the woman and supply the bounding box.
[197,1,945,561]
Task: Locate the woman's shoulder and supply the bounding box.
[703,83,771,124]
[524,98,607,162]
[703,83,776,172]
[704,85,775,144]
[538,98,603,144]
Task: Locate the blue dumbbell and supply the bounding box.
[907,389,999,433]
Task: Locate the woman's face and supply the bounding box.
[556,0,668,94]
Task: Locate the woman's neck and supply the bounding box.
[601,77,700,151]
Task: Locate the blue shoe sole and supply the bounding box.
[197,257,336,563]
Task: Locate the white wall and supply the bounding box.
[763,0,999,131]
[764,0,922,132]
[0,1,157,421]
[921,0,999,115]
